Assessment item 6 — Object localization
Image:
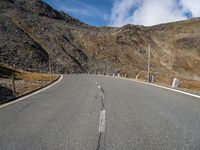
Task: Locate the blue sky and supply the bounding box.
[44,0,200,27]
[44,0,113,26]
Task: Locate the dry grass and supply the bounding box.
[0,63,58,101]
[0,63,57,81]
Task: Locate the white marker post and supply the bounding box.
[171,78,180,88]
[147,45,151,82]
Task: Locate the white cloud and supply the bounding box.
[110,0,141,26]
[181,0,200,17]
[109,0,200,26]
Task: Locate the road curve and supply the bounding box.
[0,74,200,150]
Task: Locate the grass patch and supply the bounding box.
[0,63,57,81]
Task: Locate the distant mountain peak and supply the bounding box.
[1,0,200,91]
[1,0,87,26]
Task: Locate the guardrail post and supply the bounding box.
[11,73,16,97]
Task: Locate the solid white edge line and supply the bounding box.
[122,77,200,99]
[0,75,63,108]
[98,109,106,133]
[99,75,200,99]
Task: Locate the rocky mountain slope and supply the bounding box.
[0,0,200,90]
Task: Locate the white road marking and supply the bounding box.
[124,78,200,99]
[0,75,63,109]
[99,75,200,99]
[98,109,106,132]
[98,85,104,99]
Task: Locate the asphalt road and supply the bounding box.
[0,74,200,150]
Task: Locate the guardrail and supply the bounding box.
[0,75,61,105]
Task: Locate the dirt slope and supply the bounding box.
[0,0,200,90]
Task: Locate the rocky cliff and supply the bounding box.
[1,0,200,90]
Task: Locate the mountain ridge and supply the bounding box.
[1,0,200,90]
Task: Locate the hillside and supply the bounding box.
[0,0,200,91]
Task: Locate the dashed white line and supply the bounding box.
[98,109,106,133]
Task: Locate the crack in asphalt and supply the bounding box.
[99,86,105,110]
[16,102,35,114]
[96,84,106,150]
[96,132,102,150]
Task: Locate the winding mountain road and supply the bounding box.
[0,74,200,150]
